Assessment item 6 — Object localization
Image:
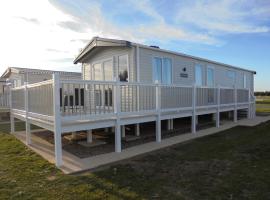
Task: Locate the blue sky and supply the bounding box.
[0,0,269,91]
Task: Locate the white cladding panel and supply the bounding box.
[138,47,253,89]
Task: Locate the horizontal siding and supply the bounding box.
[139,47,254,89]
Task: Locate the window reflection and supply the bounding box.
[118,55,128,82]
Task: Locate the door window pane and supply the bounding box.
[195,65,203,86]
[162,58,172,84]
[207,67,214,87]
[104,59,113,81]
[227,70,236,82]
[118,55,128,82]
[93,63,102,80]
[153,57,162,83]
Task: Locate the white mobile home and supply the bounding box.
[9,37,256,167]
[0,67,81,118]
[1,67,82,87]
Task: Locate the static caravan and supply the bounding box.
[0,67,81,119]
[9,37,256,168]
[1,67,82,87]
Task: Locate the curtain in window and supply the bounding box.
[153,57,162,83]
[163,58,172,84]
[207,68,214,87]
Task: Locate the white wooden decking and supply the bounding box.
[13,116,269,174]
[9,74,256,167]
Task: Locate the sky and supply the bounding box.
[0,0,269,91]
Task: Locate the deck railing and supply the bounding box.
[0,92,10,108]
[10,76,252,120]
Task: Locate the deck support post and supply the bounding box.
[234,86,238,122]
[121,125,125,138]
[10,114,15,133]
[114,80,121,153]
[192,84,197,134]
[53,74,63,167]
[234,110,237,122]
[115,121,121,152]
[9,86,15,134]
[171,119,174,130]
[135,124,140,136]
[87,130,93,143]
[248,88,251,119]
[215,113,220,128]
[155,83,161,142]
[24,82,31,145]
[167,119,170,130]
[156,115,161,142]
[216,86,220,128]
[167,119,173,130]
[26,122,31,145]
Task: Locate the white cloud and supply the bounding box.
[52,0,218,45]
[175,0,270,34]
[0,0,94,74]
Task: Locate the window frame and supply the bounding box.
[152,56,173,84]
[117,54,129,82]
[103,59,114,81]
[195,64,203,86]
[91,57,114,81]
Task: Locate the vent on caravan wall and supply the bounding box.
[150,45,159,49]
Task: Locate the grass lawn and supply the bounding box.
[1,121,270,199]
[256,97,270,114]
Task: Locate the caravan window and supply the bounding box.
[163,58,172,84]
[118,55,128,82]
[93,63,102,80]
[227,70,236,82]
[153,57,172,84]
[207,67,214,87]
[153,57,162,83]
[103,59,113,81]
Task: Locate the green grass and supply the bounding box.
[256,97,270,114]
[1,121,270,199]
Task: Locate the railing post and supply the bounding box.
[216,85,220,128]
[248,88,251,119]
[234,86,237,122]
[53,74,63,167]
[114,80,121,152]
[9,85,15,133]
[192,83,196,134]
[155,83,161,142]
[24,82,31,145]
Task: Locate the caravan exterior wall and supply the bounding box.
[81,45,254,92]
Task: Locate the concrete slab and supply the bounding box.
[12,116,270,174]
